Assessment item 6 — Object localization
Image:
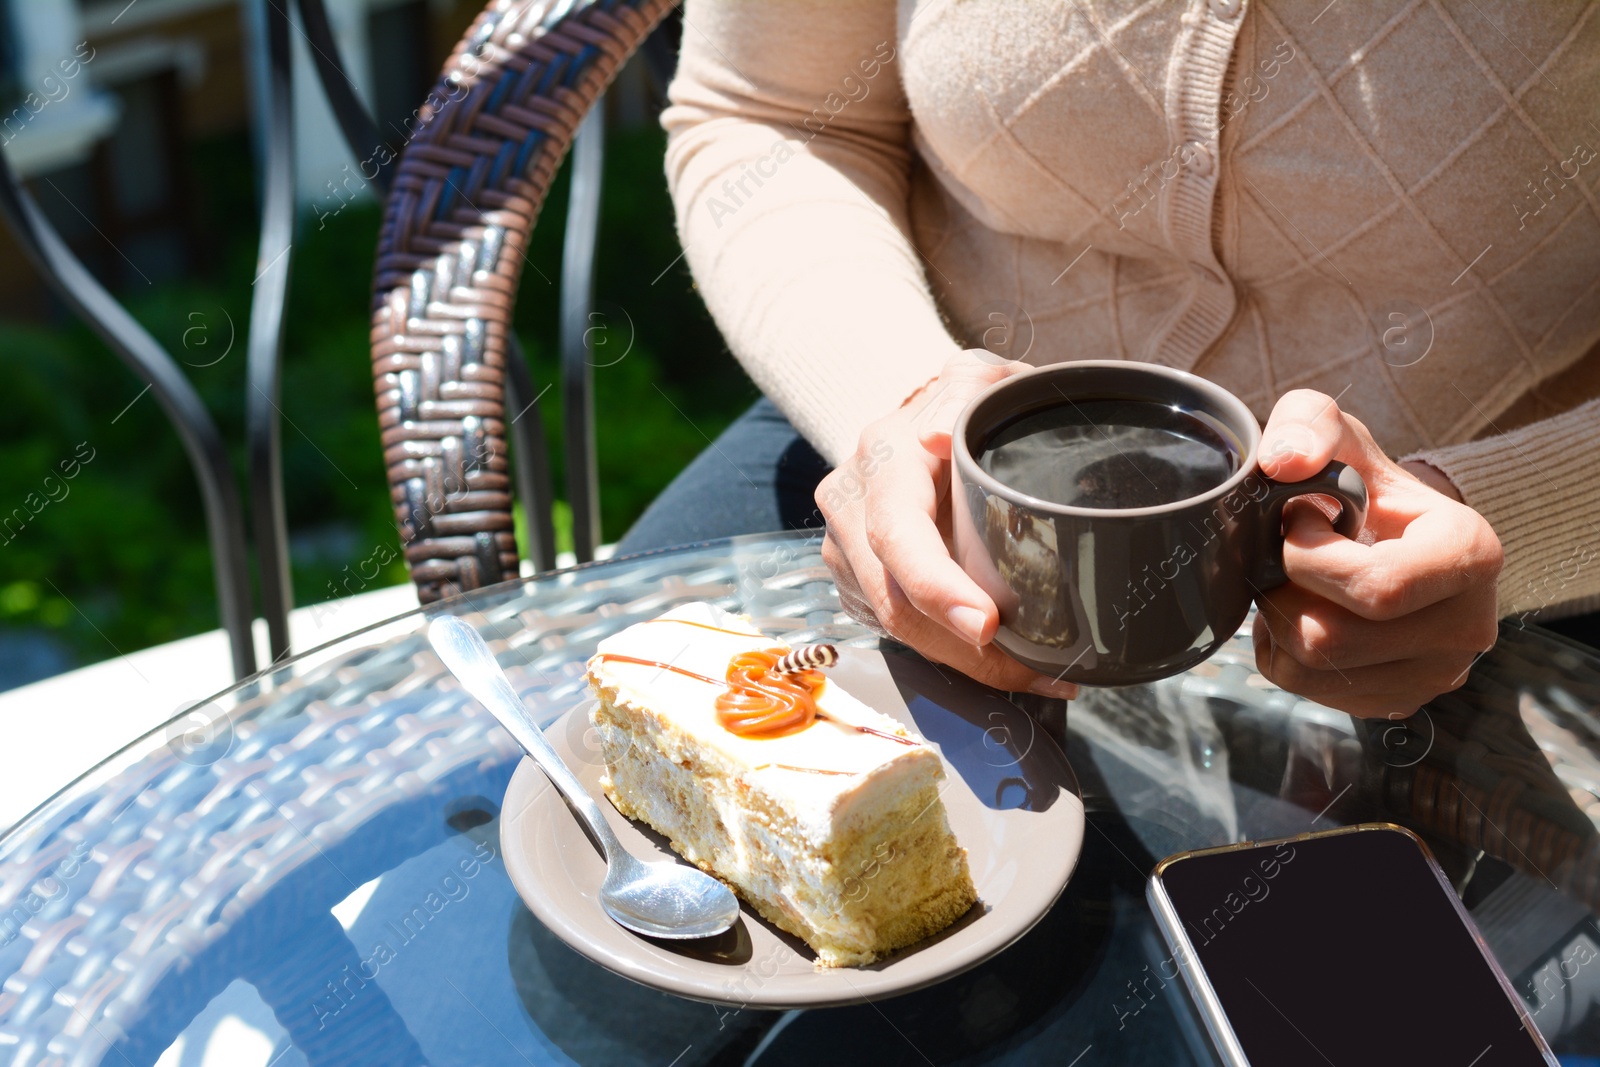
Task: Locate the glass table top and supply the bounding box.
[2,531,1599,1066]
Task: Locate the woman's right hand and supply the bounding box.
[816,352,1080,698]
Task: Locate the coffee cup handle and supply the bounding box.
[1252,461,1369,590]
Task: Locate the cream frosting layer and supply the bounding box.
[587,603,934,815]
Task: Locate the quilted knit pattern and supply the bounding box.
[664,0,1600,616]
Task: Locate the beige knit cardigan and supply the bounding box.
[662,0,1600,621]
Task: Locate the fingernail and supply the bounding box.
[947,605,988,644]
[1028,677,1079,699]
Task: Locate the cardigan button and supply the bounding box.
[1185,141,1214,177]
[1208,0,1243,19]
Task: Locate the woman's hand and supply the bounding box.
[817,352,1079,698]
[1252,390,1504,719]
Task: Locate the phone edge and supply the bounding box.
[1146,872,1252,1067]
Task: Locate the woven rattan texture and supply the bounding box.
[371,0,674,603]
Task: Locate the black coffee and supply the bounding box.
[977,398,1243,509]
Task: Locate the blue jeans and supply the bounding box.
[616,398,830,554]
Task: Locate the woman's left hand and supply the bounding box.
[1252,390,1504,719]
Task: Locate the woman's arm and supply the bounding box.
[662,0,960,466]
[1402,397,1600,623]
[664,3,1075,697]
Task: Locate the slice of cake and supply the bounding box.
[585,602,977,967]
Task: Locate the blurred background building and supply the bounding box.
[0,0,747,690]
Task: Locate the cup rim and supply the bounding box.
[951,361,1266,518]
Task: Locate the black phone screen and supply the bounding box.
[1158,827,1549,1066]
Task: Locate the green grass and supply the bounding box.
[0,124,755,675]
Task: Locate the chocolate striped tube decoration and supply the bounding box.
[773,644,839,675]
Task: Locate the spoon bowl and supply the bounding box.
[427,616,740,940]
[601,852,742,940]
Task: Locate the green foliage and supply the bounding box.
[0,123,753,674]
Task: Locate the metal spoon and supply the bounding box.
[428,616,740,940]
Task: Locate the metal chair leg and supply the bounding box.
[560,104,606,564]
[0,161,257,680]
[246,0,297,666]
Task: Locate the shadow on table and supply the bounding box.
[845,645,1073,814]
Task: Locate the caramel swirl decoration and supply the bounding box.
[715,648,826,737]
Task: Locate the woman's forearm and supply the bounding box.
[663,0,960,464]
[1403,397,1600,621]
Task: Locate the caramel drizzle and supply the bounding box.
[593,653,723,689]
[759,763,857,776]
[637,617,758,638]
[848,722,917,746]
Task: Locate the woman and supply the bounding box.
[619,0,1600,718]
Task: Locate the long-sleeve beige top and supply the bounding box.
[662,0,1600,620]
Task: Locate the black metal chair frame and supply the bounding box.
[0,0,671,680]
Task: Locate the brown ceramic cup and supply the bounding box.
[951,362,1368,686]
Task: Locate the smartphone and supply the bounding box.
[1147,823,1556,1066]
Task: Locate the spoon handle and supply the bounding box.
[428,616,623,860]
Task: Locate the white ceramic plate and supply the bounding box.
[499,646,1085,1008]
